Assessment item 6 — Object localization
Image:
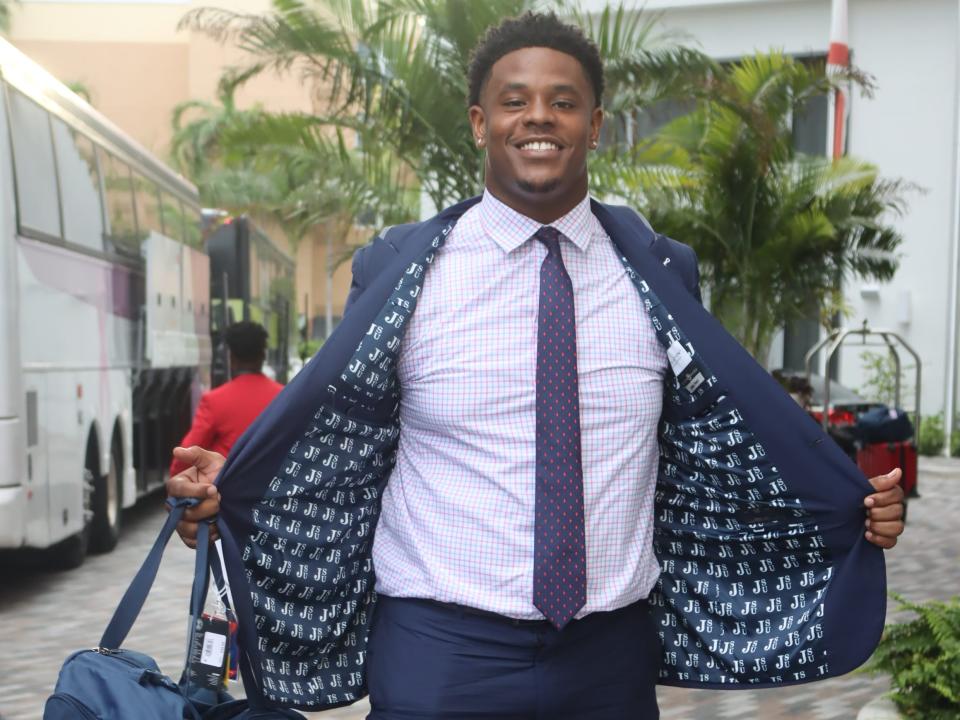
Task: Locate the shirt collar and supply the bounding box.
[478,189,595,253]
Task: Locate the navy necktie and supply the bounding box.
[532,226,586,630]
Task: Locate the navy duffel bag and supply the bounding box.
[44,498,305,720]
[855,405,915,444]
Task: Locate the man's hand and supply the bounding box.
[166,446,225,549]
[864,468,906,549]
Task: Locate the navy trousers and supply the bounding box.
[366,595,661,719]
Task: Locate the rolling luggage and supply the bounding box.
[857,440,918,498]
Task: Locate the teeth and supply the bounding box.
[520,141,559,151]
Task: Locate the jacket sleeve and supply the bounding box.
[169,393,217,476]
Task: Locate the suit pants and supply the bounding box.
[366,595,661,719]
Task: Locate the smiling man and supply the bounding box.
[168,12,906,720]
[469,43,603,219]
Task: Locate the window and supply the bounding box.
[792,93,828,156]
[602,100,696,150]
[132,172,164,240]
[158,190,184,243]
[97,148,139,257]
[181,201,203,249]
[51,117,105,251]
[7,87,61,238]
[782,91,830,372]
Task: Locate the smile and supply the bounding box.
[517,141,561,152]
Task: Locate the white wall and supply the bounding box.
[581,0,959,416]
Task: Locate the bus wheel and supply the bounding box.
[50,529,88,570]
[90,445,122,553]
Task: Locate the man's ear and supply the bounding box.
[589,106,604,149]
[468,105,487,149]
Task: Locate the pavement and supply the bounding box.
[1,457,957,720]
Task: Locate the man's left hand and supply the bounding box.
[864,468,905,549]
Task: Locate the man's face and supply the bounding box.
[469,46,603,223]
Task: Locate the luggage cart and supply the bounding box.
[804,320,921,506]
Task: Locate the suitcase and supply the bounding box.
[856,440,918,498]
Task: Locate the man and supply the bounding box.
[168,13,905,719]
[169,321,282,477]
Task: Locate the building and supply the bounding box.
[6,0,356,343]
[581,0,960,434]
[9,0,960,433]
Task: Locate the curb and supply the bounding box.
[918,457,960,476]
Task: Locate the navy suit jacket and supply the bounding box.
[211,197,885,712]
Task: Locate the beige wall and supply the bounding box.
[9,0,352,329]
[12,38,189,156]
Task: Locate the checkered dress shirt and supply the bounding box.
[372,190,667,619]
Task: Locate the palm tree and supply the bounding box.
[178,0,709,215]
[0,0,15,34]
[171,68,259,182]
[608,51,911,361]
[171,69,417,241]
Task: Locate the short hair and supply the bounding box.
[225,321,268,364]
[467,12,604,108]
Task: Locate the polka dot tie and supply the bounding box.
[532,225,586,630]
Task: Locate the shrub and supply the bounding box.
[858,351,912,409]
[917,414,945,456]
[862,594,960,719]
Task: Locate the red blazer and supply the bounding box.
[170,373,283,476]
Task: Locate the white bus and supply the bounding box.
[0,38,211,567]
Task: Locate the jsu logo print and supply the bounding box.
[239,225,451,707]
[618,252,833,686]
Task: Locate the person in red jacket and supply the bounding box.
[170,321,283,477]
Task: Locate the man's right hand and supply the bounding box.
[166,446,225,549]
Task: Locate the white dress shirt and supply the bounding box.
[372,190,668,619]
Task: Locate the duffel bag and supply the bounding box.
[855,405,914,444]
[43,497,305,720]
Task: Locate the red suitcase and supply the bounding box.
[856,440,918,498]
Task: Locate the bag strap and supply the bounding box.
[99,497,203,650]
[182,519,213,701]
[188,519,212,622]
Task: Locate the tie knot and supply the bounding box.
[534,226,562,254]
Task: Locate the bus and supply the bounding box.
[204,213,295,386]
[0,39,210,568]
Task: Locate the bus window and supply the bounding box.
[7,87,61,239]
[181,200,203,249]
[132,172,164,240]
[97,148,140,257]
[51,117,105,252]
[158,191,184,243]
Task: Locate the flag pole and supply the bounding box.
[943,1,960,456]
[821,0,851,380]
[826,0,850,161]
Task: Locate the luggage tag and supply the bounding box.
[186,611,231,691]
[187,582,231,692]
